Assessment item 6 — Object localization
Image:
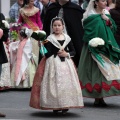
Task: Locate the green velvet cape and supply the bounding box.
[83,14,120,65]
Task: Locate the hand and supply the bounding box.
[57,49,68,57]
[101,10,109,21]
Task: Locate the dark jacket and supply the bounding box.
[0,13,9,64]
[110,9,120,45]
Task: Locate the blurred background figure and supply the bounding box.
[0,13,11,91]
[110,0,120,46]
[9,0,23,22]
[34,0,43,14]
[40,0,54,23]
[81,0,90,10]
[106,0,115,10]
[18,0,42,63]
[71,0,79,4]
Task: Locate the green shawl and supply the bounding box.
[83,14,120,65]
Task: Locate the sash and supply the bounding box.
[22,14,39,31]
[15,38,28,82]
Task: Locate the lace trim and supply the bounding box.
[20,6,39,17]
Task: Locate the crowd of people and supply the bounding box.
[0,0,120,117]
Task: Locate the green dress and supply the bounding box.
[78,14,120,98]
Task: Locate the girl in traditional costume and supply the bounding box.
[78,0,120,106]
[18,0,43,63]
[30,17,84,114]
[9,27,37,88]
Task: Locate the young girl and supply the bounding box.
[9,27,37,88]
[30,17,84,114]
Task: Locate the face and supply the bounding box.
[95,0,107,9]
[40,0,49,5]
[52,20,64,35]
[18,0,23,6]
[107,0,112,4]
[28,0,35,5]
[50,0,56,2]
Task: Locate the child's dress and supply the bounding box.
[9,38,37,88]
[30,34,84,109]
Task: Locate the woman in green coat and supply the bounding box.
[78,0,120,106]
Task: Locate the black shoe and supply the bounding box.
[62,109,69,115]
[94,101,100,107]
[94,99,100,107]
[94,99,107,107]
[0,113,6,117]
[53,110,61,114]
[99,99,108,107]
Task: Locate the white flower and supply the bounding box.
[25,28,33,37]
[14,23,18,27]
[89,37,105,47]
[2,20,9,28]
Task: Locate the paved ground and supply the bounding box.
[0,89,120,120]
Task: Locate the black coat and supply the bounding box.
[110,9,120,45]
[0,13,8,64]
[43,1,84,66]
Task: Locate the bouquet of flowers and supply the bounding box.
[10,23,22,41]
[10,23,22,32]
[31,30,47,56]
[11,30,18,41]
[89,37,105,47]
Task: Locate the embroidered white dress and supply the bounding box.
[40,34,84,109]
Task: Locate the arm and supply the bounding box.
[58,41,76,58]
[66,41,76,58]
[44,41,59,58]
